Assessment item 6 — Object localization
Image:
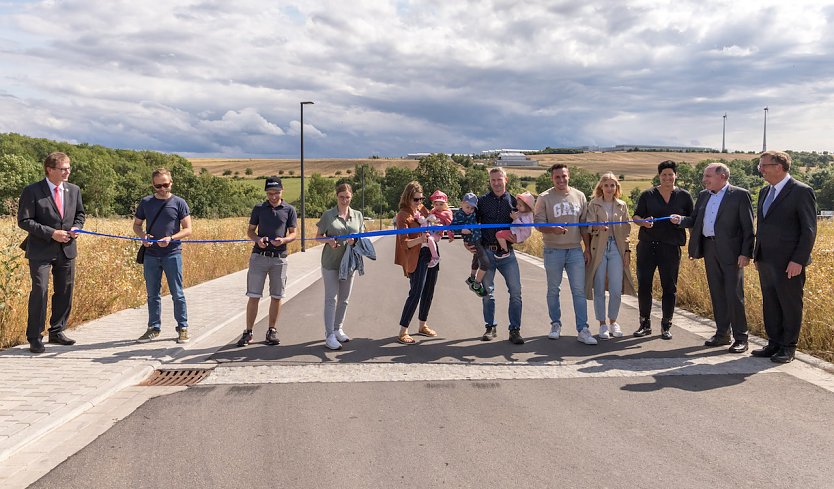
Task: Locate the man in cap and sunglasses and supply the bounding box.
[133,168,192,344]
[236,176,297,347]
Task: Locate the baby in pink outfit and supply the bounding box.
[495,192,535,259]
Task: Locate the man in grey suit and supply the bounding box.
[752,150,816,363]
[671,163,754,353]
[17,152,86,354]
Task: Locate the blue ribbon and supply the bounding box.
[73,217,670,244]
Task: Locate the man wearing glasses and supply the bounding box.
[133,168,192,344]
[236,176,296,347]
[18,152,86,354]
[752,150,816,363]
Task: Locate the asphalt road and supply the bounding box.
[30,240,834,488]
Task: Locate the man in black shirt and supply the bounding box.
[236,177,297,347]
[472,167,524,344]
[632,160,694,339]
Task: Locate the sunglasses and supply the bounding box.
[153,182,171,189]
[413,197,423,202]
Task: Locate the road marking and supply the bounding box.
[202,356,797,385]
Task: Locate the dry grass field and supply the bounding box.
[191,152,733,189]
[190,157,419,178]
[529,152,731,180]
[516,220,834,363]
[0,217,323,349]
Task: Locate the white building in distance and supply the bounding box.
[496,151,536,166]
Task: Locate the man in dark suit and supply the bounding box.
[752,151,816,363]
[17,152,85,354]
[671,163,754,353]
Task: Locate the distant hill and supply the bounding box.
[189,157,419,178]
[190,151,734,181]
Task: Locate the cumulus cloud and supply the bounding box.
[0,0,833,156]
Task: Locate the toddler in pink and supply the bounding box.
[495,191,535,259]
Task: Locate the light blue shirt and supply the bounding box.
[702,183,729,237]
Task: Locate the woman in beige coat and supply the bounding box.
[584,172,636,339]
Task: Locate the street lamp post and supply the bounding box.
[300,101,314,252]
[762,107,768,152]
[722,113,727,153]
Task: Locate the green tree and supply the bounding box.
[0,153,41,203]
[303,173,337,217]
[506,173,525,196]
[459,164,488,196]
[383,166,416,211]
[71,156,118,216]
[414,153,461,203]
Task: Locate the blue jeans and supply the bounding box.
[543,247,588,332]
[143,253,188,330]
[481,248,522,330]
[593,237,623,322]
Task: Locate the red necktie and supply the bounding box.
[54,186,64,219]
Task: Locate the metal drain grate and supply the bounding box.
[139,369,211,387]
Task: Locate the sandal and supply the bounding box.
[397,333,417,345]
[416,326,438,337]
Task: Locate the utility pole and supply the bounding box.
[722,113,727,153]
[762,107,768,152]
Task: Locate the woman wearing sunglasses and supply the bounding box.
[394,181,440,345]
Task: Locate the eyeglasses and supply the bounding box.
[413,197,423,202]
[153,182,171,189]
[50,166,71,173]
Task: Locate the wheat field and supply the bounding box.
[516,221,834,363]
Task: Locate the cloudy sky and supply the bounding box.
[1,0,832,157]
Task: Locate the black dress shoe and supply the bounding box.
[771,347,796,363]
[705,335,732,347]
[728,340,748,353]
[633,317,652,337]
[660,328,672,340]
[751,343,780,358]
[29,338,45,354]
[48,331,76,346]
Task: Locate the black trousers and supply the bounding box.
[757,260,805,348]
[636,241,680,322]
[399,247,439,327]
[703,239,748,340]
[27,253,75,341]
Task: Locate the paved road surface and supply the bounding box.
[29,240,834,488]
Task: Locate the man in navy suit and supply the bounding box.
[752,151,817,363]
[18,152,86,353]
[671,163,754,353]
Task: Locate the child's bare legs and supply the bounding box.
[495,230,517,253]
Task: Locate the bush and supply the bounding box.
[222,169,232,176]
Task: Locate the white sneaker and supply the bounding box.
[335,328,351,342]
[610,322,624,337]
[325,334,342,350]
[598,325,611,340]
[548,324,561,340]
[577,327,598,345]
